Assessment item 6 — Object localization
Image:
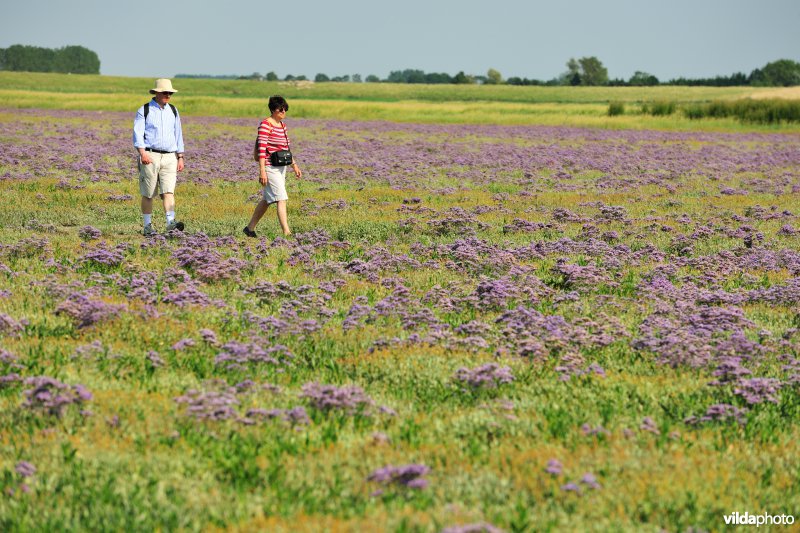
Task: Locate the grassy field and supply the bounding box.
[0,77,799,531]
[1,71,798,130]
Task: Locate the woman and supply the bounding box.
[244,95,302,238]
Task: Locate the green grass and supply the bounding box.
[1,90,799,532]
[1,71,798,131]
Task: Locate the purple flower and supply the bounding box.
[580,472,602,490]
[78,225,102,241]
[23,376,92,417]
[174,387,239,421]
[171,337,196,351]
[454,363,514,390]
[545,459,563,476]
[15,461,36,478]
[734,377,782,405]
[300,382,375,415]
[640,417,660,435]
[367,463,430,490]
[55,292,125,329]
[685,403,748,426]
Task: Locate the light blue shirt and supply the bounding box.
[132,99,185,153]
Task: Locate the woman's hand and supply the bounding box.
[293,163,302,179]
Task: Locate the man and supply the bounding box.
[132,78,185,235]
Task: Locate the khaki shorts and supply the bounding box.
[139,152,178,198]
[263,165,289,204]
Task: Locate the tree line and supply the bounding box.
[0,44,100,74]
[219,57,800,87]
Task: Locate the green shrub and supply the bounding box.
[685,99,800,123]
[608,101,625,116]
[643,100,676,116]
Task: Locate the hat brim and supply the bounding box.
[150,89,178,94]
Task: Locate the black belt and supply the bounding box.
[145,148,174,154]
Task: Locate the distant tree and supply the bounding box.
[352,73,362,83]
[453,71,474,84]
[265,71,278,81]
[53,45,100,74]
[628,71,659,86]
[1,44,55,72]
[565,58,581,85]
[750,59,800,86]
[365,74,380,83]
[295,75,308,81]
[578,57,608,86]
[669,72,750,86]
[486,68,503,85]
[315,73,330,82]
[562,57,608,86]
[424,72,453,84]
[331,74,350,82]
[0,44,99,74]
[387,69,426,83]
[284,74,296,81]
[507,77,542,86]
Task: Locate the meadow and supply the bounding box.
[2,71,799,130]
[0,75,799,531]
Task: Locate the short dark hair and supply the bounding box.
[268,95,288,112]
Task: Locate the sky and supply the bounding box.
[1,0,798,82]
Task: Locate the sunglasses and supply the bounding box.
[158,92,174,97]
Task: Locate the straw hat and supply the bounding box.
[149,78,178,94]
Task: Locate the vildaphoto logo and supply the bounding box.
[723,512,795,527]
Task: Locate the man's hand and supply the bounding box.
[140,151,152,165]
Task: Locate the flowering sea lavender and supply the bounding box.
[172,338,196,351]
[174,387,240,421]
[0,312,25,337]
[214,341,294,371]
[162,283,211,307]
[453,363,514,390]
[640,417,661,435]
[15,461,36,478]
[300,382,375,415]
[733,377,782,405]
[684,404,748,426]
[545,459,563,476]
[580,473,602,490]
[0,349,23,387]
[146,351,165,368]
[23,376,92,417]
[78,225,102,241]
[79,242,128,267]
[55,292,125,329]
[199,328,219,345]
[561,482,581,494]
[367,463,430,491]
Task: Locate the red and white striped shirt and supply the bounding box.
[257,119,290,166]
